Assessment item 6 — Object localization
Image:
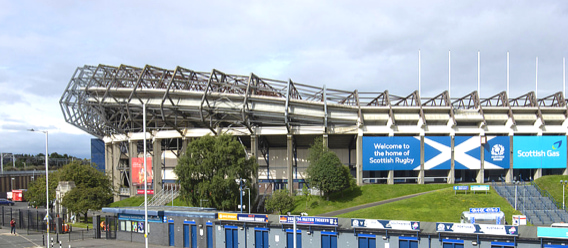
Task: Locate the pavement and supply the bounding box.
[0,227,170,248]
[318,188,442,217]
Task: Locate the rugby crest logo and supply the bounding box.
[491,144,505,161]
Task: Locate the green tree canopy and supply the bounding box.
[265,189,295,214]
[25,161,113,222]
[58,161,113,222]
[25,175,57,208]
[306,137,352,200]
[174,134,258,210]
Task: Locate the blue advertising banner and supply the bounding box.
[436,223,518,236]
[454,136,481,170]
[484,136,510,169]
[454,186,469,191]
[537,227,568,239]
[470,185,490,191]
[424,136,451,170]
[218,213,268,223]
[279,216,338,226]
[469,207,500,213]
[351,219,420,231]
[513,136,567,169]
[118,214,163,223]
[362,136,420,171]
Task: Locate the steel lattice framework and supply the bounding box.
[60,64,568,139]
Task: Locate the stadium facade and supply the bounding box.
[60,64,568,199]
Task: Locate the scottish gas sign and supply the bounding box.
[363,136,420,171]
[513,136,566,169]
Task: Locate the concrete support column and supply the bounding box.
[111,142,121,201]
[477,140,485,183]
[387,170,394,185]
[418,136,425,184]
[448,135,455,184]
[323,134,329,148]
[104,143,114,198]
[287,135,294,195]
[356,130,363,186]
[181,138,189,156]
[128,141,138,196]
[534,168,542,181]
[506,135,513,183]
[153,138,162,194]
[250,134,259,189]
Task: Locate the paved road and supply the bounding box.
[0,227,171,248]
[319,189,442,217]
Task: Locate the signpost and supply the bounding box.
[454,186,469,195]
[471,185,490,194]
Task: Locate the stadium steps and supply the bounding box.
[493,181,568,226]
[140,189,180,207]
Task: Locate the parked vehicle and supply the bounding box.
[0,198,15,206]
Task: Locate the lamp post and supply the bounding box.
[142,102,148,248]
[244,187,251,214]
[239,179,244,213]
[514,181,518,210]
[11,178,14,192]
[561,180,568,210]
[29,128,49,244]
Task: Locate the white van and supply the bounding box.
[460,211,506,225]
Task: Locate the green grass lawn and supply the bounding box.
[108,195,191,208]
[535,175,568,208]
[109,196,150,207]
[291,184,463,216]
[336,187,523,224]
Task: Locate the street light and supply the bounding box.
[514,181,518,210]
[29,128,49,244]
[561,180,568,210]
[244,187,251,214]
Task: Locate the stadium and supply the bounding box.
[60,64,568,201]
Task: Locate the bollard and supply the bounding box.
[51,237,54,248]
[59,240,61,248]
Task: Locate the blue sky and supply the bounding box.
[1,0,567,159]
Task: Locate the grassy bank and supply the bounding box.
[291,184,456,216]
[337,187,523,223]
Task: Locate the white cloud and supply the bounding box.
[1,0,568,158]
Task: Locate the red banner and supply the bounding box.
[137,189,154,195]
[132,157,153,186]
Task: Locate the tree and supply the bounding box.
[26,161,113,222]
[174,134,258,210]
[265,189,295,214]
[307,137,327,166]
[58,161,113,222]
[306,138,352,200]
[25,175,57,208]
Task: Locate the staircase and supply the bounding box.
[139,189,180,207]
[493,181,568,226]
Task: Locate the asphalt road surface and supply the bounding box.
[0,227,171,248]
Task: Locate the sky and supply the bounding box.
[1,0,568,159]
